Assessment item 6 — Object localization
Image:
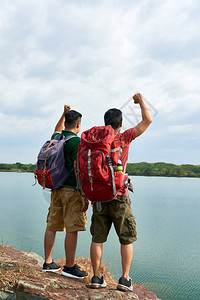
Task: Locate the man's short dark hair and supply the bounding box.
[65,110,82,129]
[104,108,122,130]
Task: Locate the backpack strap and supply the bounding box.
[106,155,116,195]
[75,151,83,192]
[64,135,78,142]
[96,201,102,212]
[54,133,78,142]
[118,147,123,160]
[88,149,93,191]
[54,133,61,140]
[110,146,123,161]
[110,139,123,165]
[35,139,55,176]
[110,146,121,153]
[123,161,127,179]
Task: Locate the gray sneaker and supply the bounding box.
[42,261,61,272]
[91,275,107,288]
[117,276,133,291]
[61,264,88,279]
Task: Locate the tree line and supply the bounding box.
[0,161,200,178]
[0,162,36,173]
[126,162,200,178]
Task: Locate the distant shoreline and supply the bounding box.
[0,162,200,178]
[126,162,200,178]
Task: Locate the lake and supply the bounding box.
[0,173,200,300]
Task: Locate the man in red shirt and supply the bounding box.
[90,93,152,291]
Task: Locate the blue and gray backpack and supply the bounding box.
[34,134,77,189]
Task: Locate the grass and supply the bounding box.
[18,255,26,274]
[107,254,121,280]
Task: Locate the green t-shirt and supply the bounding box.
[51,130,80,189]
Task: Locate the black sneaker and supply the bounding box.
[117,276,133,291]
[91,275,107,289]
[42,261,61,272]
[61,264,88,279]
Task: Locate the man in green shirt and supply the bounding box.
[42,105,88,279]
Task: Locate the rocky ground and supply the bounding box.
[0,245,161,300]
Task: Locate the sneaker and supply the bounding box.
[117,276,133,291]
[61,264,88,279]
[91,275,107,289]
[42,261,61,272]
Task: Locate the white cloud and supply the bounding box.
[0,0,200,163]
[0,112,49,135]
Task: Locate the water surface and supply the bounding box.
[0,173,199,300]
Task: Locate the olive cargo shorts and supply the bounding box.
[90,195,137,245]
[46,188,87,232]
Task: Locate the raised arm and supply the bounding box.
[133,93,152,138]
[54,105,71,133]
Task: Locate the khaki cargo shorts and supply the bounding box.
[90,195,137,245]
[46,187,87,232]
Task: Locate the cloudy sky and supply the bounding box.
[0,0,200,165]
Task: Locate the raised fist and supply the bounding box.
[133,93,143,104]
[64,105,71,113]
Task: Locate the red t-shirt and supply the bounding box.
[115,128,136,196]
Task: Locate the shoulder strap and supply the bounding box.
[53,134,78,142]
[64,135,79,142]
[54,133,61,140]
[110,138,123,161]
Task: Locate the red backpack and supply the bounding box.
[76,125,128,202]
